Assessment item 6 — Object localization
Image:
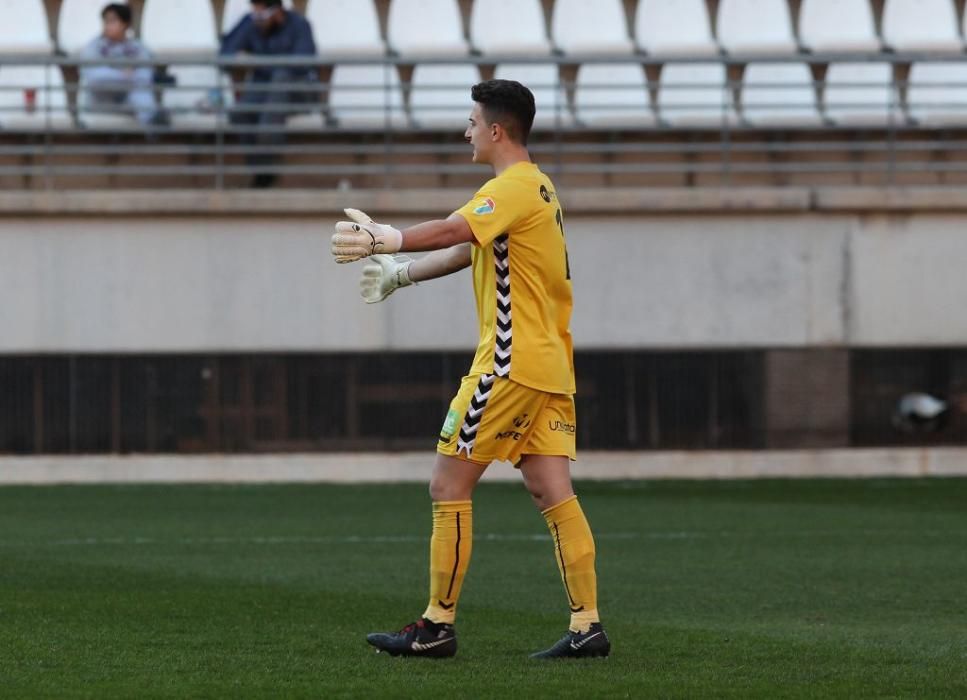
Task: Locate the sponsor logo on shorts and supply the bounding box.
[473,197,496,215]
[496,413,532,442]
[548,420,576,434]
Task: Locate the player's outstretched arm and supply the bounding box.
[397,214,475,252]
[359,244,471,304]
[332,209,474,264]
[409,242,472,282]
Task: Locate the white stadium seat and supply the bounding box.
[286,111,324,131]
[494,64,572,128]
[221,0,294,34]
[409,64,481,128]
[471,0,551,57]
[58,0,108,54]
[635,0,719,57]
[824,62,897,125]
[573,63,654,127]
[742,62,822,126]
[387,0,468,58]
[882,0,963,52]
[0,66,71,130]
[76,96,143,130]
[306,0,385,57]
[142,0,218,54]
[907,62,967,126]
[551,0,635,55]
[328,64,406,128]
[658,62,736,126]
[717,0,799,55]
[0,0,53,54]
[799,0,881,53]
[163,66,228,130]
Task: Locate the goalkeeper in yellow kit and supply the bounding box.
[331,80,609,659]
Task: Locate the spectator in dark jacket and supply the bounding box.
[221,0,318,187]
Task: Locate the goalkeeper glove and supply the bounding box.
[331,208,403,264]
[360,254,416,304]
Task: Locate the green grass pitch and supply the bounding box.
[1,478,966,698]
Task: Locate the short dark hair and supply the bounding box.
[251,0,284,7]
[101,3,132,25]
[470,79,536,146]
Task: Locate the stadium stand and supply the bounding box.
[717,0,799,55]
[470,0,552,57]
[741,62,822,126]
[634,0,719,57]
[824,62,897,125]
[305,0,386,57]
[798,0,882,53]
[551,0,635,55]
[4,0,967,187]
[881,0,964,52]
[907,61,967,125]
[386,0,469,58]
[0,0,53,55]
[657,62,736,126]
[573,62,653,127]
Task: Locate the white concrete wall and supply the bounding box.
[0,212,964,352]
[1,448,965,484]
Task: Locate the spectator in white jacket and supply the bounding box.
[80,3,166,125]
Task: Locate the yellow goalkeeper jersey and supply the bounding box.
[454,160,575,395]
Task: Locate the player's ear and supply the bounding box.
[491,123,500,141]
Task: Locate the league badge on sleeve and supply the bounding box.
[473,197,496,215]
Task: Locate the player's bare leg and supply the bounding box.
[521,455,610,659]
[428,453,488,501]
[519,454,575,510]
[366,454,487,657]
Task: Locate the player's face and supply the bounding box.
[465,103,494,164]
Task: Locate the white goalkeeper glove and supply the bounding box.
[331,208,403,264]
[360,254,416,303]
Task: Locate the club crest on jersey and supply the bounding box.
[474,197,496,215]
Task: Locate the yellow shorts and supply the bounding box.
[436,373,576,465]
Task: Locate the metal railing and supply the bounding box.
[2,53,967,188]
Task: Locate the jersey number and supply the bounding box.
[555,208,571,280]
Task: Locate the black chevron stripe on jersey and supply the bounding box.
[493,234,512,378]
[457,374,495,457]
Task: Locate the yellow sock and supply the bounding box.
[422,500,472,625]
[543,495,600,633]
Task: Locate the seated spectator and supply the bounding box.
[80,3,167,126]
[220,0,318,188]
